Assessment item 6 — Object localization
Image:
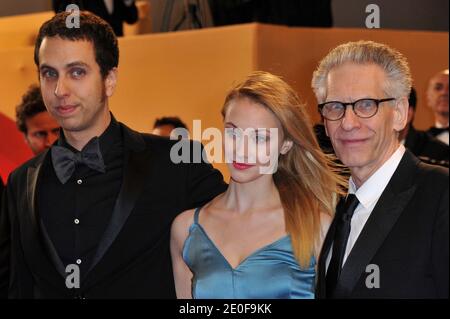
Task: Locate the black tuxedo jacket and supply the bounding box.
[405,126,449,167]
[317,150,448,298]
[0,123,227,298]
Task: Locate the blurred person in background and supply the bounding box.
[399,87,449,167]
[15,84,60,155]
[426,69,449,145]
[152,116,189,139]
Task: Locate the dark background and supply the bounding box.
[0,0,448,32]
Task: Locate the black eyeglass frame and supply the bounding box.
[318,98,396,121]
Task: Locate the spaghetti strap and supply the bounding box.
[193,207,202,224]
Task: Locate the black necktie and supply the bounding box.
[51,137,106,184]
[428,126,449,136]
[326,194,360,297]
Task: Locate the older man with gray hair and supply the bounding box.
[312,40,448,299]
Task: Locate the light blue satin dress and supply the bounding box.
[182,207,316,299]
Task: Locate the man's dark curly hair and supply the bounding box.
[153,117,188,130]
[16,84,47,134]
[34,11,119,78]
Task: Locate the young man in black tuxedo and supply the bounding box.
[0,11,226,299]
[312,41,448,298]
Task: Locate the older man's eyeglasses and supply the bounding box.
[318,98,396,121]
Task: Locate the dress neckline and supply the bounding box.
[193,222,290,271]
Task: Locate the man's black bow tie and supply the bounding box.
[51,137,106,184]
[428,126,449,136]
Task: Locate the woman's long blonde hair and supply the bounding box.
[222,71,345,268]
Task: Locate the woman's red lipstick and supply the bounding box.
[232,161,255,170]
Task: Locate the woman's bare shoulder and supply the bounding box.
[171,209,196,235]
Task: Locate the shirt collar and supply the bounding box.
[348,144,406,210]
[435,121,449,129]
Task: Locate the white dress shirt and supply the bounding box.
[434,121,449,145]
[326,144,406,271]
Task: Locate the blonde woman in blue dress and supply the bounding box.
[171,71,344,299]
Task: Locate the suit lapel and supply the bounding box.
[316,201,342,298]
[25,166,40,233]
[84,124,150,280]
[38,221,67,277]
[22,154,66,279]
[333,151,419,298]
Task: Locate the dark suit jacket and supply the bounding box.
[0,123,227,298]
[53,0,138,36]
[405,126,449,167]
[317,150,449,298]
